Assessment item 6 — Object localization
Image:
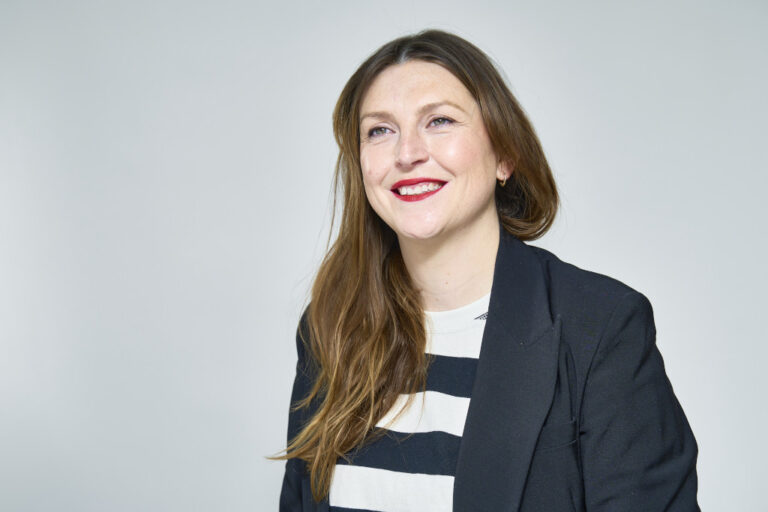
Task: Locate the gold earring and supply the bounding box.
[498,175,507,187]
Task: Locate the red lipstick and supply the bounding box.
[390,178,447,202]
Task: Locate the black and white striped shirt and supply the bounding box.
[329,292,491,512]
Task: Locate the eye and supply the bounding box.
[429,116,454,128]
[367,126,391,138]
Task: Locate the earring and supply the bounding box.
[497,175,507,187]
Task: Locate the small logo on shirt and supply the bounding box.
[474,312,488,320]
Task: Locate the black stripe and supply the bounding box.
[425,354,477,398]
[338,429,461,476]
[330,507,381,512]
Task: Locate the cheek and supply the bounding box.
[359,154,382,209]
[433,135,494,178]
[360,147,388,185]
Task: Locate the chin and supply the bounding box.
[395,223,446,241]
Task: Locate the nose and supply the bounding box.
[395,127,428,169]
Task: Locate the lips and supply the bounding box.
[390,177,447,202]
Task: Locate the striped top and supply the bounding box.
[328,292,491,512]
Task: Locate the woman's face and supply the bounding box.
[359,60,508,244]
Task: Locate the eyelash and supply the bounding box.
[429,116,453,128]
[366,116,455,138]
[367,126,390,138]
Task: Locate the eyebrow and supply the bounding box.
[359,100,468,123]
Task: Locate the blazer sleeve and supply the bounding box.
[279,309,313,511]
[579,291,699,511]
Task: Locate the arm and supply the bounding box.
[279,458,303,512]
[580,292,699,511]
[279,310,313,511]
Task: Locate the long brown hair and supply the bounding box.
[272,28,558,501]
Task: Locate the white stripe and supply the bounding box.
[375,390,470,437]
[330,464,454,512]
[426,326,485,359]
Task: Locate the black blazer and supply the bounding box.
[280,225,699,511]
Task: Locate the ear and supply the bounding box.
[496,160,514,182]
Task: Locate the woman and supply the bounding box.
[274,29,699,511]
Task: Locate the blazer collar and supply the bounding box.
[310,225,560,512]
[453,224,561,511]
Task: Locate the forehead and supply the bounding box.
[360,60,476,113]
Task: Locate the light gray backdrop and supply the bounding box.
[1,0,766,510]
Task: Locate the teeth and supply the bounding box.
[397,182,443,196]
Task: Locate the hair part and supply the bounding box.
[271,28,559,502]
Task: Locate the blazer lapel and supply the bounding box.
[454,225,561,511]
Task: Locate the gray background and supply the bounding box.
[1,0,766,510]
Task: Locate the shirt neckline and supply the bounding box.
[425,291,491,334]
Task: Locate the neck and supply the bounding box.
[398,214,500,312]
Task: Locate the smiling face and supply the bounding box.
[359,60,509,244]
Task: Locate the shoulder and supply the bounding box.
[528,243,648,304]
[525,243,654,347]
[529,244,641,297]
